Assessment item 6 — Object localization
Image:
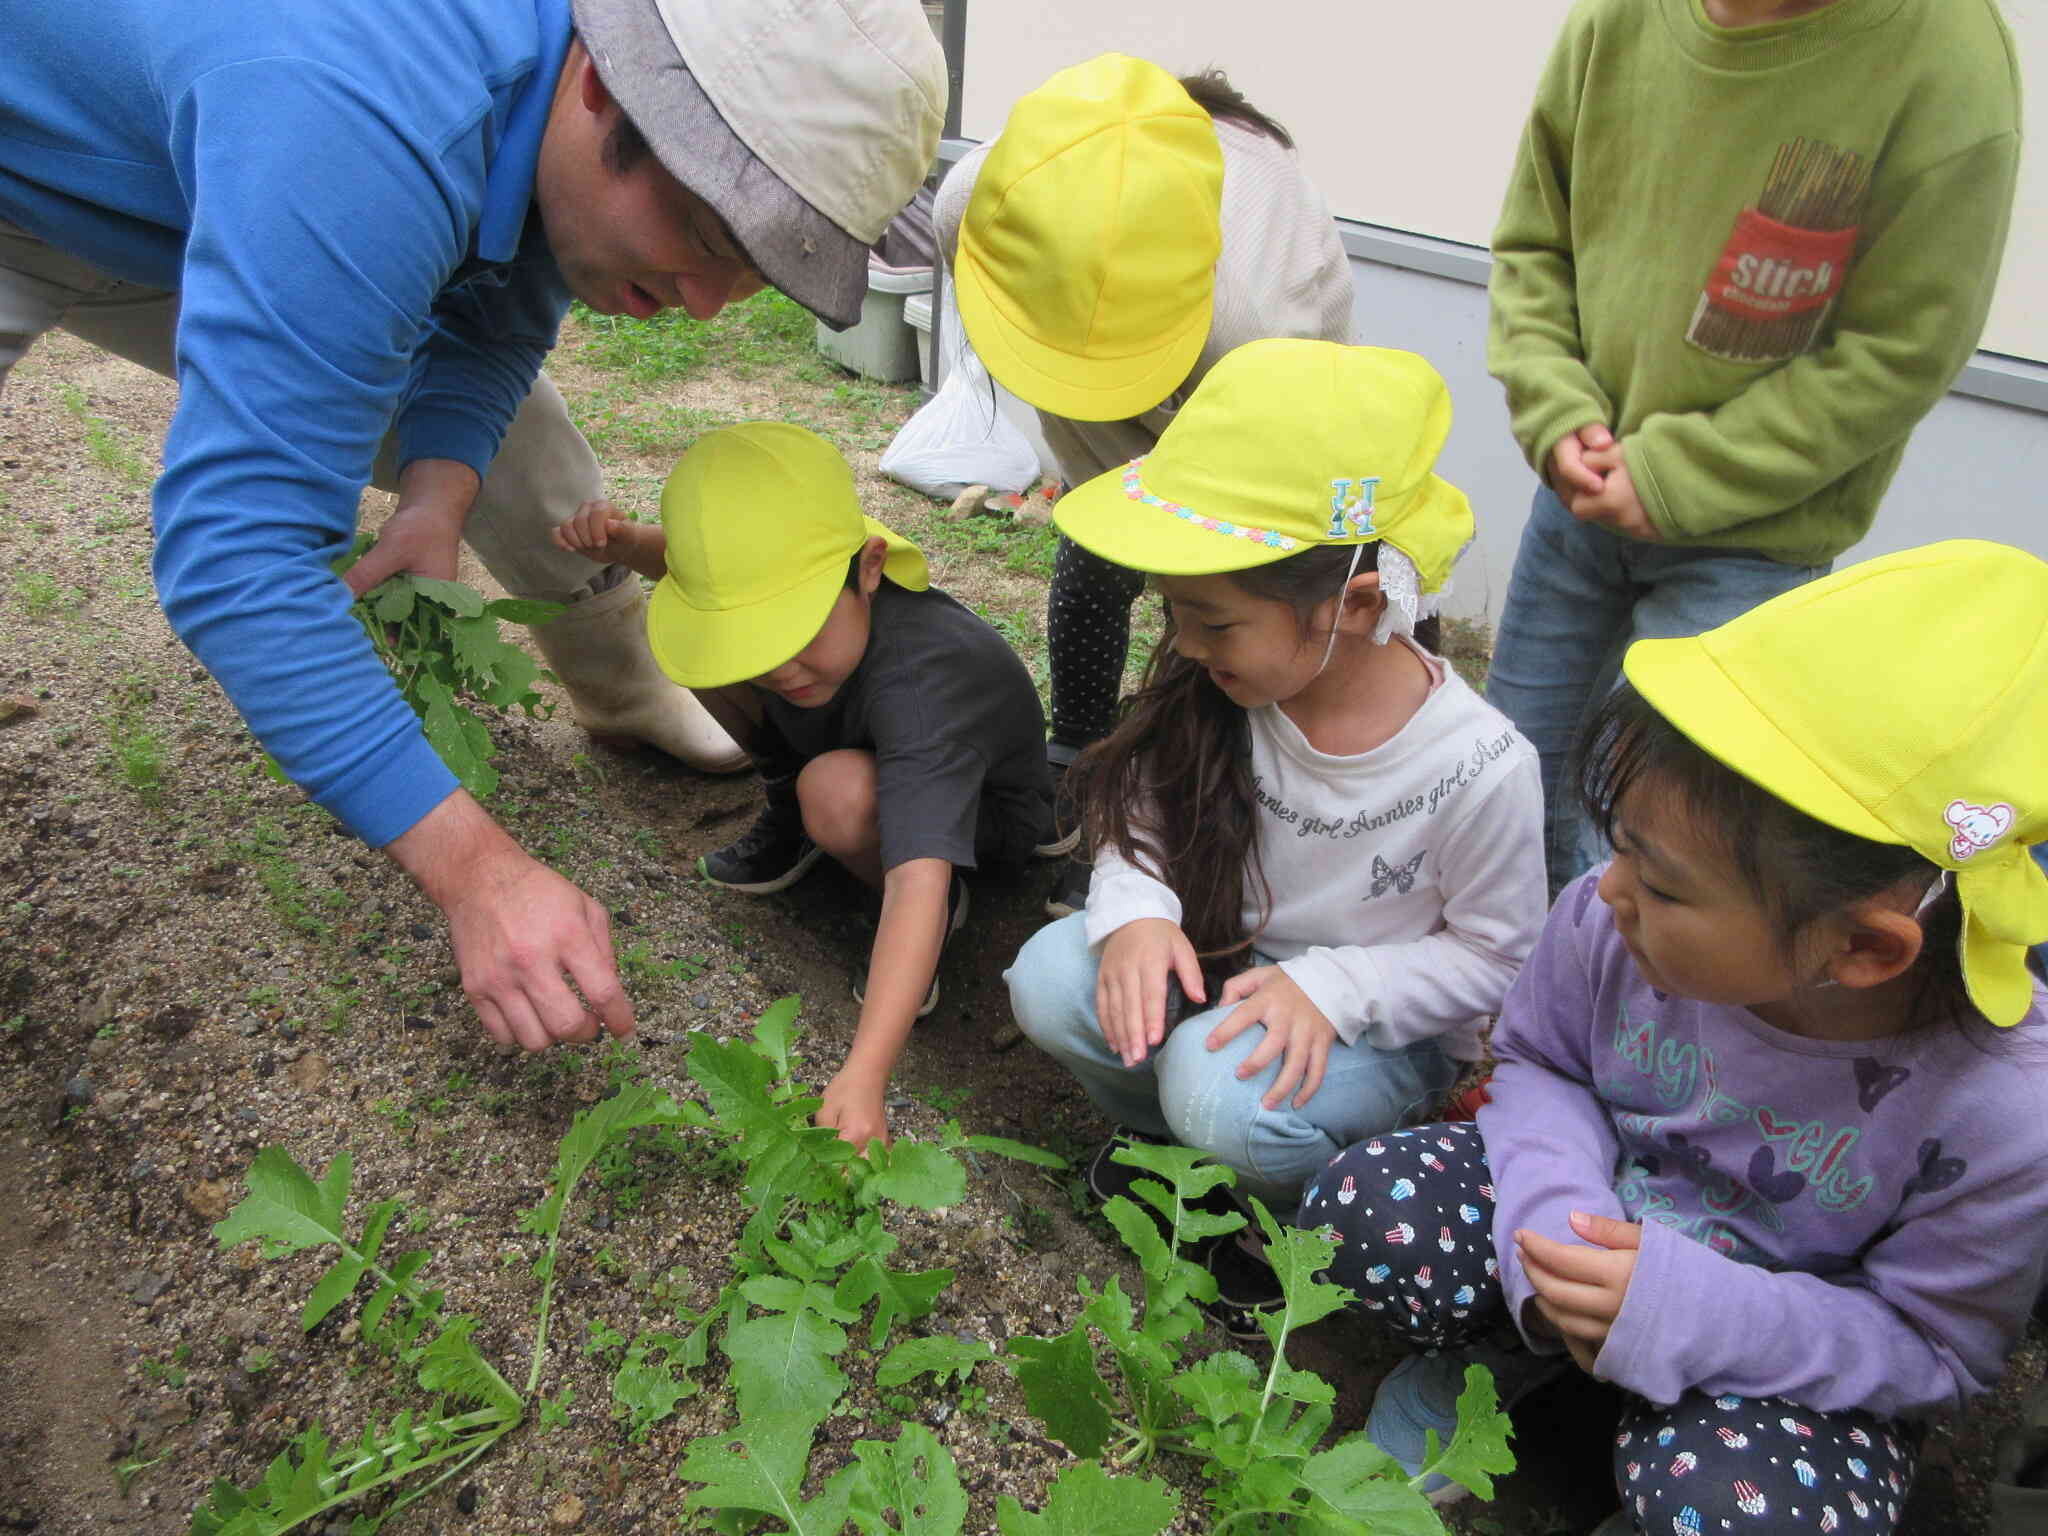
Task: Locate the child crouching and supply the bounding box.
[1004,341,1548,1309]
[553,423,1054,1149]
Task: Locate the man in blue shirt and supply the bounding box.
[0,0,945,1051]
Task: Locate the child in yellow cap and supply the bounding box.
[552,423,1054,1149]
[1004,339,1548,1324]
[1302,541,2048,1529]
[935,52,1354,914]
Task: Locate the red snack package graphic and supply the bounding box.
[1687,138,1871,364]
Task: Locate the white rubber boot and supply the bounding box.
[530,577,749,774]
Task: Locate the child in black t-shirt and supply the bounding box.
[552,422,1054,1149]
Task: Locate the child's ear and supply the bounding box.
[1824,906,1925,991]
[855,535,888,596]
[1336,570,1386,633]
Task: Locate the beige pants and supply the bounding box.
[0,219,611,604]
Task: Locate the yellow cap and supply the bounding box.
[1051,339,1473,590]
[1624,540,2048,1026]
[644,423,927,689]
[954,54,1223,422]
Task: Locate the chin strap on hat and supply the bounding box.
[1311,541,1368,680]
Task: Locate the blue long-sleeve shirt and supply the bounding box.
[0,0,573,843]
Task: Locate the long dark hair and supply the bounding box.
[1178,69,1295,148]
[1577,685,1982,1036]
[1075,543,1434,974]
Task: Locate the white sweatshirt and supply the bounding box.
[1083,654,1547,1059]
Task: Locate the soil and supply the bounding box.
[0,324,2038,1536]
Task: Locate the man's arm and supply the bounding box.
[153,59,632,1042]
[817,856,951,1149]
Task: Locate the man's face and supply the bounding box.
[535,48,767,321]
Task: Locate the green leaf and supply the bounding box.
[847,1423,967,1536]
[611,1330,704,1438]
[370,580,417,624]
[1007,1320,1114,1459]
[214,1147,354,1262]
[1417,1363,1515,1504]
[413,1316,521,1418]
[959,1133,1066,1169]
[861,1141,966,1212]
[751,995,801,1079]
[1252,1202,1355,1339]
[680,1410,853,1535]
[1167,1349,1262,1427]
[687,1032,851,1210]
[875,1334,994,1390]
[836,1258,953,1349]
[994,1460,1177,1536]
[415,675,497,798]
[723,1309,849,1427]
[1293,1436,1447,1536]
[479,596,566,626]
[409,576,487,618]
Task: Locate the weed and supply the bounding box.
[104,710,167,798]
[15,571,84,620]
[113,1446,170,1497]
[332,537,561,799]
[193,1003,1510,1535]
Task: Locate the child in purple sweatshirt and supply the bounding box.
[1293,541,2048,1534]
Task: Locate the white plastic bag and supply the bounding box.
[879,286,1040,499]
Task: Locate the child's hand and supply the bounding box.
[1567,442,1659,541]
[1547,422,1613,499]
[1097,918,1207,1068]
[1205,966,1338,1111]
[550,498,632,562]
[818,1067,891,1153]
[1515,1211,1643,1375]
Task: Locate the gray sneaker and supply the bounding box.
[1366,1338,1567,1506]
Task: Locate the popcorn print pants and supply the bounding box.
[1300,1125,1917,1534]
[1046,535,1145,750]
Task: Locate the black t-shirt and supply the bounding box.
[765,582,1051,872]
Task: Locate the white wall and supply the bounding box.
[961,0,2047,364]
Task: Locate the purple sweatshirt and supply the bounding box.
[1479,872,2048,1419]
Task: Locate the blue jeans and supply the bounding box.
[1004,914,1457,1208]
[1483,486,1831,895]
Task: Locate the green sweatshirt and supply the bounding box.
[1488,0,2020,563]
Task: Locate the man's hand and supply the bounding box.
[386,790,634,1049]
[1567,441,1660,541]
[1515,1211,1643,1375]
[1547,422,1614,500]
[1096,917,1206,1068]
[1204,966,1338,1110]
[818,1066,891,1153]
[344,458,480,597]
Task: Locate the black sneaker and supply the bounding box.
[1043,857,1089,919]
[1201,1231,1285,1340]
[698,777,820,894]
[1085,1127,1176,1204]
[854,873,968,1019]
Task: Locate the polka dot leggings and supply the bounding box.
[1047,534,1146,751]
[1299,1125,1918,1534]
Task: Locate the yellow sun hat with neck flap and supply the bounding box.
[955,53,1223,422]
[1051,339,1474,637]
[645,423,927,689]
[1623,539,2048,1027]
